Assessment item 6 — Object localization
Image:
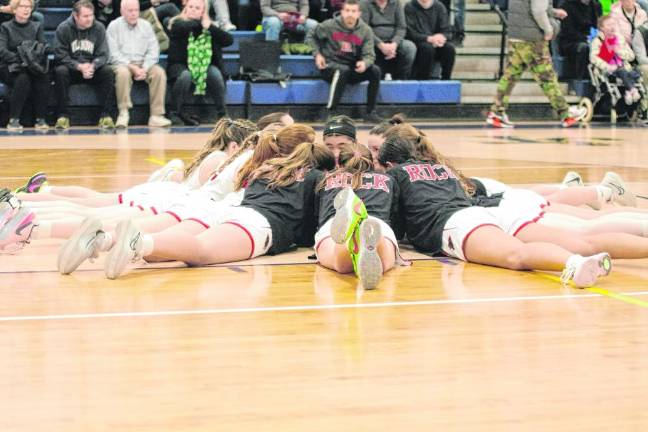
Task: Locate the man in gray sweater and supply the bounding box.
[261,0,318,41]
[486,0,587,128]
[361,0,416,79]
[107,0,170,127]
[308,0,382,121]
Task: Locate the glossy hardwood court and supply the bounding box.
[2,123,648,431]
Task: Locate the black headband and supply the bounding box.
[323,122,356,140]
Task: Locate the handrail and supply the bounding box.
[488,0,508,79]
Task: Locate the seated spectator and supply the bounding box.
[0,0,50,131]
[140,0,180,35]
[405,0,455,80]
[361,0,416,79]
[439,0,464,46]
[1,0,14,25]
[261,0,318,42]
[307,0,382,122]
[609,0,647,44]
[591,15,641,104]
[93,0,121,28]
[54,0,116,129]
[208,0,236,30]
[558,0,602,79]
[633,21,648,81]
[107,0,171,127]
[165,0,233,125]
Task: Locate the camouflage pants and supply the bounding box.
[491,40,569,118]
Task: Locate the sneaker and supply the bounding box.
[0,207,35,254]
[561,171,584,188]
[57,216,105,274]
[363,111,383,123]
[561,253,612,288]
[384,73,393,81]
[55,116,70,130]
[0,189,21,221]
[115,111,129,128]
[486,111,514,128]
[354,218,383,290]
[104,219,143,279]
[222,22,237,31]
[624,90,634,105]
[330,188,368,244]
[147,158,185,182]
[98,116,115,129]
[179,113,200,127]
[34,118,49,131]
[6,118,23,132]
[601,171,637,207]
[148,115,172,127]
[561,106,587,128]
[168,112,184,126]
[632,87,641,102]
[14,172,47,194]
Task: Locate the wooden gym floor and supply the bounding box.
[1,123,648,431]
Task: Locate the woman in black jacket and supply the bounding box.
[165,0,233,126]
[0,0,50,131]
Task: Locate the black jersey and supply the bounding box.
[240,168,323,254]
[469,178,503,208]
[318,171,398,227]
[388,160,473,253]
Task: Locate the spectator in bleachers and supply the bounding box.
[0,0,50,131]
[557,0,602,79]
[165,0,233,125]
[439,0,464,46]
[404,0,455,80]
[208,0,236,30]
[361,0,416,79]
[54,0,115,129]
[93,0,120,27]
[107,0,171,127]
[633,22,648,81]
[141,0,180,31]
[609,0,646,44]
[1,0,15,25]
[308,0,382,122]
[261,0,318,41]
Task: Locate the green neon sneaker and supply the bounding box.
[330,188,367,244]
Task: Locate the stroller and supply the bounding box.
[579,63,647,124]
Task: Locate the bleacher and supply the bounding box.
[0,5,462,125]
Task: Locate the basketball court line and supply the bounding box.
[1,290,648,323]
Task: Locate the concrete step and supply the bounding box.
[463,33,504,48]
[454,55,500,73]
[465,11,501,26]
[465,23,503,32]
[462,95,581,104]
[462,81,569,97]
[457,47,502,55]
[466,3,493,11]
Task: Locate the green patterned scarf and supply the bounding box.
[187,29,213,96]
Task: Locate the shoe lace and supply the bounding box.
[560,265,575,286]
[129,232,144,262]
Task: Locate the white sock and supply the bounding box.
[140,235,154,257]
[595,185,613,203]
[31,219,51,240]
[40,185,52,193]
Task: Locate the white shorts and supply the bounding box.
[119,181,189,214]
[222,206,273,259]
[485,189,548,236]
[165,190,238,228]
[314,216,398,256]
[441,206,500,261]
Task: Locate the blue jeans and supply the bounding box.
[262,16,318,41]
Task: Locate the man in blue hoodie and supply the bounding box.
[53,0,115,129]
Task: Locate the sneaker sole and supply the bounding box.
[572,253,612,288]
[57,217,103,275]
[603,172,637,207]
[0,208,35,254]
[330,189,366,244]
[486,118,514,129]
[104,220,138,280]
[357,219,383,290]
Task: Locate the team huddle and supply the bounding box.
[4,112,648,290]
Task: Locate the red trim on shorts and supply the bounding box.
[137,205,145,211]
[223,221,255,259]
[461,223,499,260]
[118,193,123,204]
[513,211,546,237]
[150,207,158,215]
[129,201,135,207]
[186,218,210,229]
[315,235,331,253]
[164,211,182,222]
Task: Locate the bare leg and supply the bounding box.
[41,185,104,199]
[541,212,648,236]
[143,220,207,262]
[18,191,118,207]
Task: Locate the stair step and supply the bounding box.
[463,33,504,48]
[466,3,494,11]
[465,11,501,25]
[462,81,569,96]
[454,55,500,72]
[457,47,503,55]
[465,24,503,32]
[462,95,581,104]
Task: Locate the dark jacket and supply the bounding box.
[54,16,110,69]
[404,0,452,43]
[0,19,45,68]
[558,0,601,48]
[165,17,233,80]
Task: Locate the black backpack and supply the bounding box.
[17,40,50,75]
[238,40,291,84]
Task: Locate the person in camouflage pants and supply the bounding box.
[491,40,569,118]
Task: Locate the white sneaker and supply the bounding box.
[561,253,612,288]
[104,219,143,279]
[147,158,185,182]
[356,218,383,290]
[148,115,172,127]
[624,91,634,106]
[116,111,129,128]
[222,22,237,31]
[57,216,105,274]
[486,111,514,128]
[561,171,584,188]
[567,105,588,120]
[601,171,637,207]
[384,73,393,81]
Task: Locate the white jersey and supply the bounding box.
[198,150,253,201]
[182,150,227,190]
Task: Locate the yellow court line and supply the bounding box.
[145,157,166,166]
[538,273,648,309]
